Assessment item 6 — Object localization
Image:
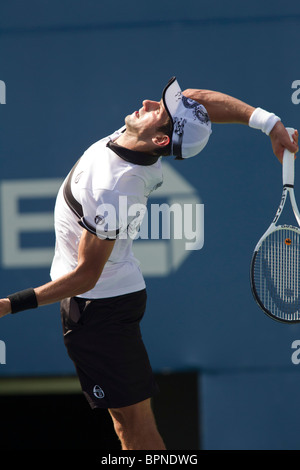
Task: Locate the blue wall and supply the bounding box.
[1,0,300,449]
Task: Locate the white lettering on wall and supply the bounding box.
[0,179,62,268]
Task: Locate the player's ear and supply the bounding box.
[152,134,170,148]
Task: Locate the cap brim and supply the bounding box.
[162,77,183,156]
[162,77,212,159]
[162,76,182,120]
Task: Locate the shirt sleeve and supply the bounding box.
[78,185,147,240]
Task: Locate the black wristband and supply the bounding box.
[8,288,38,314]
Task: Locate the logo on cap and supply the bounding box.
[182,96,210,124]
[173,117,186,136]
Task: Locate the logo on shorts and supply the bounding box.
[93,385,105,399]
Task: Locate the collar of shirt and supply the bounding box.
[106,140,160,166]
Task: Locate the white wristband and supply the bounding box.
[249,107,281,135]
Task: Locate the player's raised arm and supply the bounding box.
[183,88,299,161]
[183,88,255,124]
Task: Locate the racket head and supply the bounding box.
[250,225,300,323]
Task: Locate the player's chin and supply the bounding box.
[125,113,137,127]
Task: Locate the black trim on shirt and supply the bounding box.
[78,216,120,240]
[107,141,160,166]
[63,159,83,218]
[78,217,96,236]
[63,157,119,240]
[63,136,158,238]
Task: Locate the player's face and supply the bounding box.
[125,99,169,138]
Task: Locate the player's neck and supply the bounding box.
[115,131,154,154]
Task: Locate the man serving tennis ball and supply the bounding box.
[0,77,298,450]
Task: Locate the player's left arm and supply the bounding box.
[183,88,255,124]
[0,230,115,317]
[183,88,299,161]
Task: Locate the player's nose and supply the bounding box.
[143,100,159,112]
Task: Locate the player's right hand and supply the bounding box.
[0,299,11,318]
[270,122,299,163]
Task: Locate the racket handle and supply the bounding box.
[282,127,295,187]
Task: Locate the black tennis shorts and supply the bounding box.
[60,289,159,409]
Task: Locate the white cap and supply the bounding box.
[162,77,212,159]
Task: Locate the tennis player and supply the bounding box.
[0,77,298,450]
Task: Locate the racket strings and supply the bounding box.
[253,228,300,321]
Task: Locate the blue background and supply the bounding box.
[1,0,300,449]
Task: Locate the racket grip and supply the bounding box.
[282,127,295,187]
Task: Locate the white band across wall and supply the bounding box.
[249,107,281,135]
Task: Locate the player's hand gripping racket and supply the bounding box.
[250,128,300,323]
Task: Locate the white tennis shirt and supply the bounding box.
[50,126,163,299]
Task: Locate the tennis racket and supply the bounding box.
[250,127,300,323]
